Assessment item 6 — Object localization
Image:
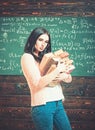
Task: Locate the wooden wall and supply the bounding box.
[0,0,95,130]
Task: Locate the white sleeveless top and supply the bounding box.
[21,53,64,106]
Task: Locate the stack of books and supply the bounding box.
[39,49,75,76]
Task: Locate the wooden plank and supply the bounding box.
[66,109,95,121]
[0,95,95,109]
[0,76,26,83]
[0,1,95,16]
[0,82,30,95]
[64,97,95,109]
[0,119,95,130]
[0,95,31,107]
[61,76,95,97]
[0,82,95,97]
[0,119,35,130]
[62,84,95,97]
[71,121,95,130]
[0,76,95,97]
[0,107,31,119]
[0,107,95,121]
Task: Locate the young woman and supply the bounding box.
[21,27,72,130]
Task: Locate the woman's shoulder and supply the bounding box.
[21,53,34,63]
[21,53,33,58]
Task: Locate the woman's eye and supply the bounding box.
[39,38,43,41]
[45,41,49,44]
[38,38,48,44]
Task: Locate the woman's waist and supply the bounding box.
[31,86,64,106]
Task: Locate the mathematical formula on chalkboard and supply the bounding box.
[0,16,95,76]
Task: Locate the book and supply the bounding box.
[46,64,57,74]
[40,49,75,75]
[39,53,59,75]
[54,49,69,58]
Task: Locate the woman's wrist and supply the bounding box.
[62,73,72,83]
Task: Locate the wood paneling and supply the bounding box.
[0,76,95,130]
[0,0,95,16]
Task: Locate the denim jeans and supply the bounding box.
[31,100,72,130]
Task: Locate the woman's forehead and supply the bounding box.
[38,34,49,40]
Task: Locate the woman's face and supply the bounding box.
[35,34,49,54]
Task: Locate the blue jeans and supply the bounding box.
[31,100,72,130]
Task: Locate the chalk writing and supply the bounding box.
[0,16,95,76]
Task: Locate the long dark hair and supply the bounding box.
[24,27,51,62]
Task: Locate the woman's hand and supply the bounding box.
[54,72,72,83]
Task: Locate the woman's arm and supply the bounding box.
[54,72,72,83]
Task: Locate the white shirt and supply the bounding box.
[21,53,64,106]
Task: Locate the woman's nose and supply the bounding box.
[42,41,45,46]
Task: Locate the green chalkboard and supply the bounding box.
[0,16,95,76]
